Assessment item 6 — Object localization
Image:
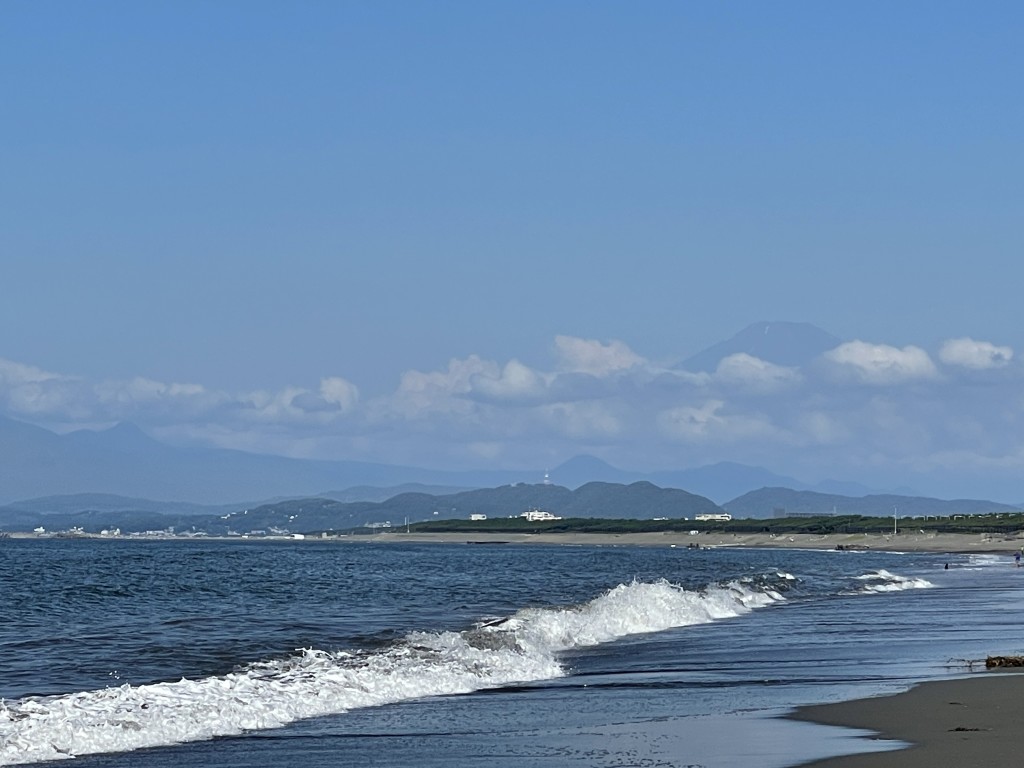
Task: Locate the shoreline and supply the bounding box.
[340,530,1024,554]
[787,673,1024,767]
[5,529,1024,554]
[8,528,1021,766]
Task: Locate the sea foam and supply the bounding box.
[0,578,781,765]
[853,569,934,593]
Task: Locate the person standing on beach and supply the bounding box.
[1015,551,1021,567]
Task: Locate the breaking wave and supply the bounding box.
[853,569,934,593]
[964,553,1012,569]
[0,578,782,765]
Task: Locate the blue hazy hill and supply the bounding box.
[682,321,842,372]
[0,417,817,505]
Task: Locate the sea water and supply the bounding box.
[0,538,1018,767]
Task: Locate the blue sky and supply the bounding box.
[2,2,1023,499]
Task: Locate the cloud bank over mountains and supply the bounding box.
[1,323,1021,500]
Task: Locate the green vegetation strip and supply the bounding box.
[405,514,1024,536]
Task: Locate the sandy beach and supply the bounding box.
[788,673,1024,767]
[10,529,1024,556]
[354,529,1024,554]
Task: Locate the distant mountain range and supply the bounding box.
[549,455,881,501]
[0,414,885,507]
[218,481,725,534]
[0,322,914,508]
[3,321,1016,516]
[3,482,1020,536]
[1,493,238,517]
[0,416,530,506]
[680,320,842,372]
[0,486,475,517]
[724,487,1019,518]
[0,481,725,535]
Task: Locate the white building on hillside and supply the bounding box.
[521,508,562,522]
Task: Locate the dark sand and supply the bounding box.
[788,673,1024,767]
[346,529,1024,554]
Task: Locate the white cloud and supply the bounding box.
[0,355,362,430]
[714,353,801,391]
[658,400,723,440]
[9,325,1024,499]
[232,380,360,424]
[0,357,88,417]
[319,377,360,412]
[237,386,309,421]
[469,359,548,403]
[657,400,778,443]
[96,377,209,406]
[823,341,938,385]
[554,335,645,376]
[939,338,1013,370]
[385,355,496,419]
[0,358,63,385]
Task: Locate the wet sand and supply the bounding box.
[787,673,1024,767]
[354,529,1024,553]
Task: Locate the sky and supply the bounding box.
[2,2,1024,500]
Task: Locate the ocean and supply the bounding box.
[0,538,1018,767]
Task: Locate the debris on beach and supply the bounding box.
[984,655,1024,668]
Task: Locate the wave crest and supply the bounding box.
[0,578,783,765]
[853,569,934,593]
